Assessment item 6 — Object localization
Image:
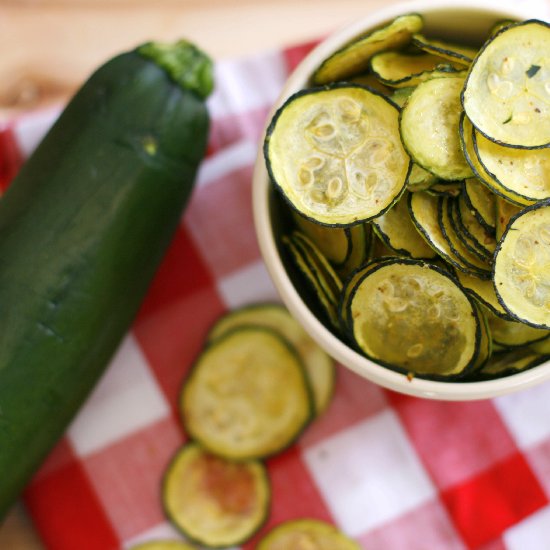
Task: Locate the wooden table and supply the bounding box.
[0,0,389,547]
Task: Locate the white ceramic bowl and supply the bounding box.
[253,0,548,400]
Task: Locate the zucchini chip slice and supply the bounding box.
[494,201,550,328]
[312,13,424,84]
[485,307,550,348]
[409,191,488,277]
[181,327,313,460]
[455,269,510,319]
[162,443,269,548]
[207,303,335,416]
[462,20,550,148]
[462,177,496,232]
[292,211,352,267]
[372,192,436,259]
[474,129,550,202]
[459,114,531,206]
[370,51,464,88]
[348,259,481,379]
[391,86,416,108]
[283,234,341,329]
[411,34,478,65]
[438,197,492,278]
[400,76,472,180]
[478,348,549,379]
[265,84,410,226]
[495,195,522,241]
[456,194,496,259]
[257,519,361,550]
[407,163,438,192]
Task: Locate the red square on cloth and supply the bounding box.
[441,452,548,548]
[80,417,184,542]
[242,446,335,549]
[389,393,518,490]
[300,366,388,448]
[25,449,119,550]
[134,225,226,407]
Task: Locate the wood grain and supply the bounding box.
[0,0,388,119]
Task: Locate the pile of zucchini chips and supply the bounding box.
[130,303,360,550]
[264,14,550,381]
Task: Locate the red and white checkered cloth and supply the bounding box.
[3,13,550,549]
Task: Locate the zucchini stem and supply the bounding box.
[138,40,214,100]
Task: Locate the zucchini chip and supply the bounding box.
[407,163,438,192]
[181,327,313,460]
[370,51,464,88]
[265,84,410,226]
[485,307,550,348]
[456,194,496,259]
[372,192,436,259]
[438,197,492,278]
[312,13,424,84]
[494,201,550,328]
[495,195,522,241]
[292,211,352,267]
[459,114,531,206]
[207,303,335,416]
[257,519,361,550]
[474,130,550,202]
[462,20,550,148]
[162,443,269,548]
[455,269,510,319]
[348,259,481,379]
[462,177,496,232]
[411,34,478,65]
[477,348,549,379]
[408,191,488,277]
[283,234,340,329]
[400,76,472,180]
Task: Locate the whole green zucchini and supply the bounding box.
[0,40,213,518]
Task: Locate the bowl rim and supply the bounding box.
[253,0,550,401]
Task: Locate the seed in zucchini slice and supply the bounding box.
[312,13,424,84]
[494,200,550,328]
[257,518,361,550]
[400,76,473,181]
[181,327,313,460]
[162,443,270,548]
[462,19,550,149]
[207,303,335,416]
[348,259,481,379]
[265,84,411,226]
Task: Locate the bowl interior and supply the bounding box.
[253,0,550,400]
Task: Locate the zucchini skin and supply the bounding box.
[0,48,210,518]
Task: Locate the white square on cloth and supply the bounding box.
[494,380,550,449]
[303,409,436,536]
[67,334,169,456]
[504,505,550,550]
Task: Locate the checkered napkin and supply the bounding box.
[2,9,550,549]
